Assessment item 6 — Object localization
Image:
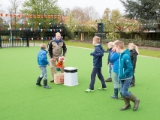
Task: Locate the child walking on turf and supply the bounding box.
[105,42,114,82]
[36,43,51,89]
[114,41,140,111]
[85,36,107,92]
[128,43,139,87]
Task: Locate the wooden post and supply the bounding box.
[81,32,84,41]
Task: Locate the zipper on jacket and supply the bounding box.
[118,53,121,80]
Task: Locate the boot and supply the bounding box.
[120,96,131,110]
[44,80,51,89]
[105,78,112,82]
[36,77,43,86]
[120,93,124,100]
[111,88,118,99]
[50,79,54,82]
[128,93,140,111]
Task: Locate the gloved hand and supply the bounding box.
[90,52,94,56]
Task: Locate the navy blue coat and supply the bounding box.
[90,44,104,68]
[107,48,113,64]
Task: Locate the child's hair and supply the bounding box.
[114,41,124,49]
[113,40,120,45]
[40,43,46,49]
[128,43,139,54]
[93,36,101,43]
[108,42,114,47]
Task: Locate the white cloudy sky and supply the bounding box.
[1,0,125,17]
[58,0,125,16]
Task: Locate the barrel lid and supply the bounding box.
[64,67,77,73]
[64,67,77,70]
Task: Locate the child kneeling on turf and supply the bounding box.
[114,41,140,111]
[85,36,107,92]
[36,43,51,89]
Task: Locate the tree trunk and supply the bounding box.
[81,33,84,41]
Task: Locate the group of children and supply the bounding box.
[85,36,140,111]
[36,35,140,111]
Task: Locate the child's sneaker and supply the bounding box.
[111,95,118,99]
[85,89,94,92]
[44,85,51,89]
[98,87,107,90]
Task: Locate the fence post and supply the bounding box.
[0,35,2,48]
[26,30,29,47]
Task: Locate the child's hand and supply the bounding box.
[90,53,94,56]
[50,58,54,62]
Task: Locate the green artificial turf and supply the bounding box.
[0,46,160,120]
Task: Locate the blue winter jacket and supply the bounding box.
[53,37,63,45]
[109,51,119,74]
[37,49,49,67]
[118,49,133,80]
[90,44,104,68]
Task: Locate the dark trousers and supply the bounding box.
[131,69,135,85]
[131,74,135,85]
[89,67,106,90]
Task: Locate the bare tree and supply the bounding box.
[71,6,99,24]
[63,8,71,16]
[71,6,85,23]
[8,0,21,28]
[84,6,99,20]
[0,4,3,12]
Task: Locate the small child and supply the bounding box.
[105,42,114,82]
[36,43,51,89]
[114,41,140,111]
[109,40,120,99]
[128,43,139,87]
[85,36,107,92]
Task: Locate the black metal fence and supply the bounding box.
[0,27,64,48]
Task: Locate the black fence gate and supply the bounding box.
[0,25,65,48]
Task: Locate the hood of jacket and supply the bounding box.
[121,49,130,56]
[53,37,63,44]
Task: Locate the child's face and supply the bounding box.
[128,45,133,50]
[112,46,116,52]
[42,45,46,49]
[92,40,96,45]
[115,46,120,53]
[108,44,113,49]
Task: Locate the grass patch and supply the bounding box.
[0,46,160,120]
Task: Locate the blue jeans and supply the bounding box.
[39,66,47,80]
[89,67,106,90]
[113,72,119,89]
[108,63,113,78]
[120,77,132,98]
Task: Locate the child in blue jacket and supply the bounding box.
[36,43,51,89]
[114,41,140,111]
[85,36,107,92]
[105,42,114,82]
[109,46,120,99]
